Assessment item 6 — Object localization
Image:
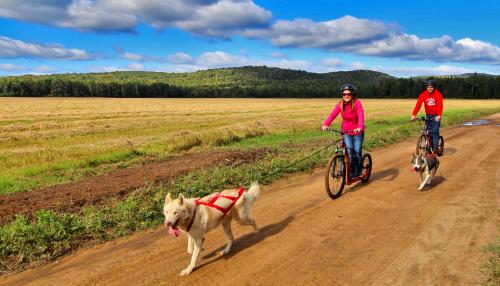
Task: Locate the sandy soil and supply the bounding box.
[1,114,499,286]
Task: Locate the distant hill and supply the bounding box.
[0,66,498,98]
[412,72,496,79]
[0,66,393,98]
[457,72,496,78]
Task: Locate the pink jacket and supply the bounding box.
[323,99,365,136]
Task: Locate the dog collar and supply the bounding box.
[185,207,196,232]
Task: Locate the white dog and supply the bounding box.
[163,182,261,276]
[410,153,440,191]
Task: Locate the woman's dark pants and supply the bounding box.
[343,132,364,177]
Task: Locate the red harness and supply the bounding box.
[194,187,245,216]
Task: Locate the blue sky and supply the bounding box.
[0,0,499,77]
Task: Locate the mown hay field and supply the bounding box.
[1,97,499,194]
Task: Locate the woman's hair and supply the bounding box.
[338,95,357,112]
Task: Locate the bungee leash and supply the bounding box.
[253,143,333,184]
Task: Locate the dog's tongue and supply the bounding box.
[168,226,180,237]
[409,167,416,172]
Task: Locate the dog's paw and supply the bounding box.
[253,228,260,234]
[220,245,232,255]
[180,267,193,276]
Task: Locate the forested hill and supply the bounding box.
[0,66,499,98]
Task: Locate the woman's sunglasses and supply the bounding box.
[342,92,353,96]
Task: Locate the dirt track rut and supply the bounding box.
[1,114,499,286]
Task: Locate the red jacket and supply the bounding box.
[412,89,443,116]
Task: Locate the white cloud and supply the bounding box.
[168,52,194,64]
[174,0,271,38]
[0,0,271,36]
[269,59,310,70]
[58,0,138,32]
[0,36,91,60]
[161,50,311,72]
[0,63,25,71]
[88,65,123,73]
[127,62,144,70]
[269,52,288,59]
[313,59,368,73]
[88,62,146,72]
[33,65,56,73]
[351,62,367,69]
[158,64,205,73]
[0,0,69,24]
[246,15,500,64]
[122,52,144,61]
[119,51,162,62]
[3,2,498,65]
[321,58,343,68]
[195,51,311,70]
[247,16,392,49]
[196,51,251,68]
[0,63,58,75]
[371,65,475,77]
[351,34,500,64]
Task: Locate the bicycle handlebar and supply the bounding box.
[323,128,360,134]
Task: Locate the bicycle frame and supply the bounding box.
[329,130,362,185]
[415,117,433,155]
[324,128,372,199]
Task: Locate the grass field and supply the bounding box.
[1,97,500,194]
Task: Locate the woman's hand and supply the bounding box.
[353,128,362,133]
[435,116,441,122]
[322,125,329,131]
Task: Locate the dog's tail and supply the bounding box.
[236,181,261,206]
[247,181,261,201]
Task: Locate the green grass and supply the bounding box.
[482,238,500,286]
[0,148,146,195]
[1,107,499,273]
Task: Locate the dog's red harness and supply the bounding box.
[181,187,245,234]
[194,187,245,216]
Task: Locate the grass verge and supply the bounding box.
[482,238,500,286]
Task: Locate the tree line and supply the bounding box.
[0,67,498,99]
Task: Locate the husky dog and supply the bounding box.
[163,182,261,276]
[410,153,440,191]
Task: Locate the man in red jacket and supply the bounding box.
[411,79,444,154]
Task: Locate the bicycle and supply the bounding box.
[414,116,444,156]
[324,129,372,199]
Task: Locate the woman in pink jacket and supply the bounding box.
[322,84,365,178]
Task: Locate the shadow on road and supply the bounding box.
[420,176,446,192]
[346,168,399,194]
[198,216,294,267]
[371,168,399,181]
[442,146,457,156]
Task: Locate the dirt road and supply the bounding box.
[1,115,499,286]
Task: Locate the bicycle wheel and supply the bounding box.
[361,153,372,183]
[416,135,427,155]
[437,136,444,156]
[325,154,346,199]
